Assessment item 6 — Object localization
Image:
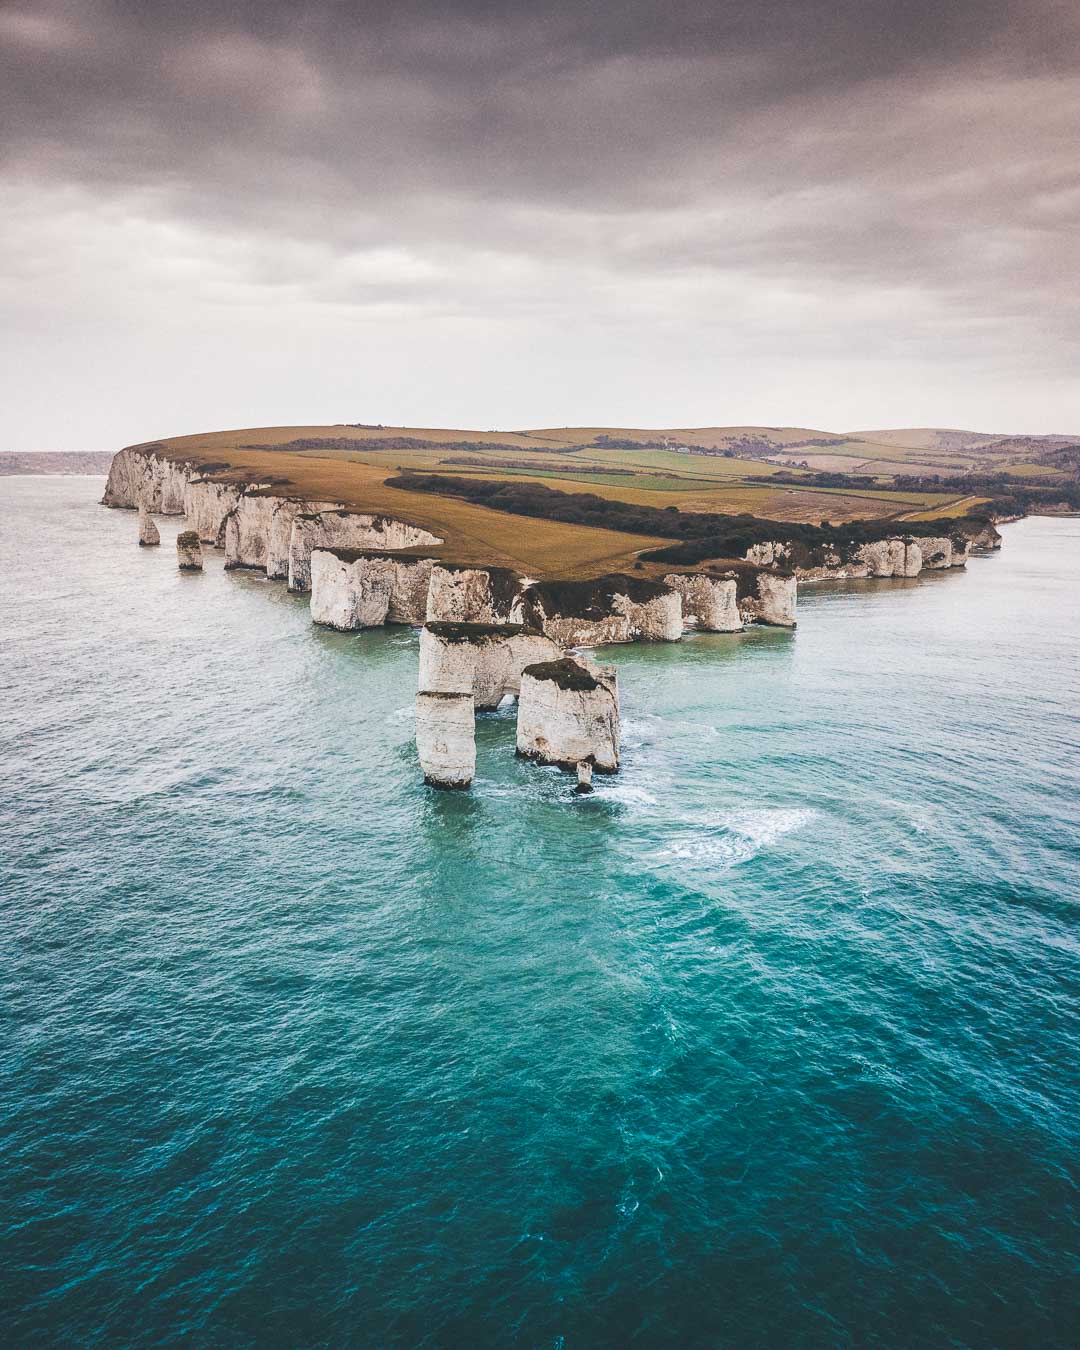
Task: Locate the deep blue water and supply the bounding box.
[2,477,1078,1348]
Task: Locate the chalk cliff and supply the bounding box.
[966,521,1002,554]
[522,574,682,646]
[855,538,922,577]
[176,530,203,571]
[663,571,741,631]
[103,445,191,514]
[426,564,525,624]
[916,536,954,569]
[516,657,620,773]
[184,478,253,545]
[288,512,440,592]
[415,692,475,788]
[420,623,561,710]
[138,506,160,547]
[310,549,435,629]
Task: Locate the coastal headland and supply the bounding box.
[101,421,1078,787]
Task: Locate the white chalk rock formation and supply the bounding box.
[138,506,160,547]
[420,623,562,710]
[184,478,252,545]
[522,574,682,647]
[966,522,1002,554]
[103,445,191,514]
[737,569,797,628]
[310,550,435,629]
[856,537,923,578]
[916,536,954,570]
[222,492,338,573]
[176,530,203,571]
[516,657,620,774]
[664,572,741,631]
[425,564,524,625]
[575,761,594,793]
[415,692,475,789]
[948,535,970,567]
[744,541,791,567]
[287,512,440,592]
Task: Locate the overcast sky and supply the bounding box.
[2,0,1078,449]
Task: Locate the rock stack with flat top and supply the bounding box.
[415,691,476,788]
[176,530,203,571]
[516,657,620,776]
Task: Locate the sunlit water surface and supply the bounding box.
[2,478,1078,1347]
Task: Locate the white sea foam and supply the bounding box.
[652,807,817,874]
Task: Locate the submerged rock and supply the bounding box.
[137,505,160,547]
[420,623,561,710]
[310,549,435,629]
[522,574,681,646]
[415,691,475,788]
[176,530,203,571]
[516,657,620,773]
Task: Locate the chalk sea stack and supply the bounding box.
[419,623,561,710]
[425,564,524,625]
[522,574,682,647]
[176,530,203,571]
[137,505,160,547]
[516,657,620,775]
[415,691,476,788]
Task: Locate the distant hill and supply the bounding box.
[1,451,113,475]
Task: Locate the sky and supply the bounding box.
[2,0,1078,450]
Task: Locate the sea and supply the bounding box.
[2,477,1078,1348]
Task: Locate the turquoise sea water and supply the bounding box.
[2,477,1078,1348]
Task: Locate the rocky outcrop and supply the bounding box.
[516,657,620,773]
[663,571,741,631]
[310,550,435,629]
[916,536,954,570]
[425,564,524,624]
[744,541,791,567]
[103,445,190,514]
[222,492,339,573]
[176,530,203,571]
[965,521,1002,554]
[415,692,475,788]
[184,478,252,545]
[138,506,160,547]
[522,574,682,646]
[855,537,922,578]
[419,623,562,710]
[739,569,797,627]
[287,512,440,592]
[949,535,970,567]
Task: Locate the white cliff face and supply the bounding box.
[419,624,562,710]
[522,575,681,647]
[664,572,741,631]
[184,478,249,545]
[266,498,342,580]
[916,536,954,569]
[415,692,475,788]
[176,530,203,571]
[516,658,620,773]
[138,506,160,547]
[744,541,790,567]
[103,446,192,514]
[949,536,970,567]
[310,551,435,629]
[739,571,797,628]
[287,512,440,592]
[425,565,524,624]
[967,522,1002,553]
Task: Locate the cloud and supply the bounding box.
[1,0,1078,447]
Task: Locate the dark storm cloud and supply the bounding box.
[2,0,1079,444]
